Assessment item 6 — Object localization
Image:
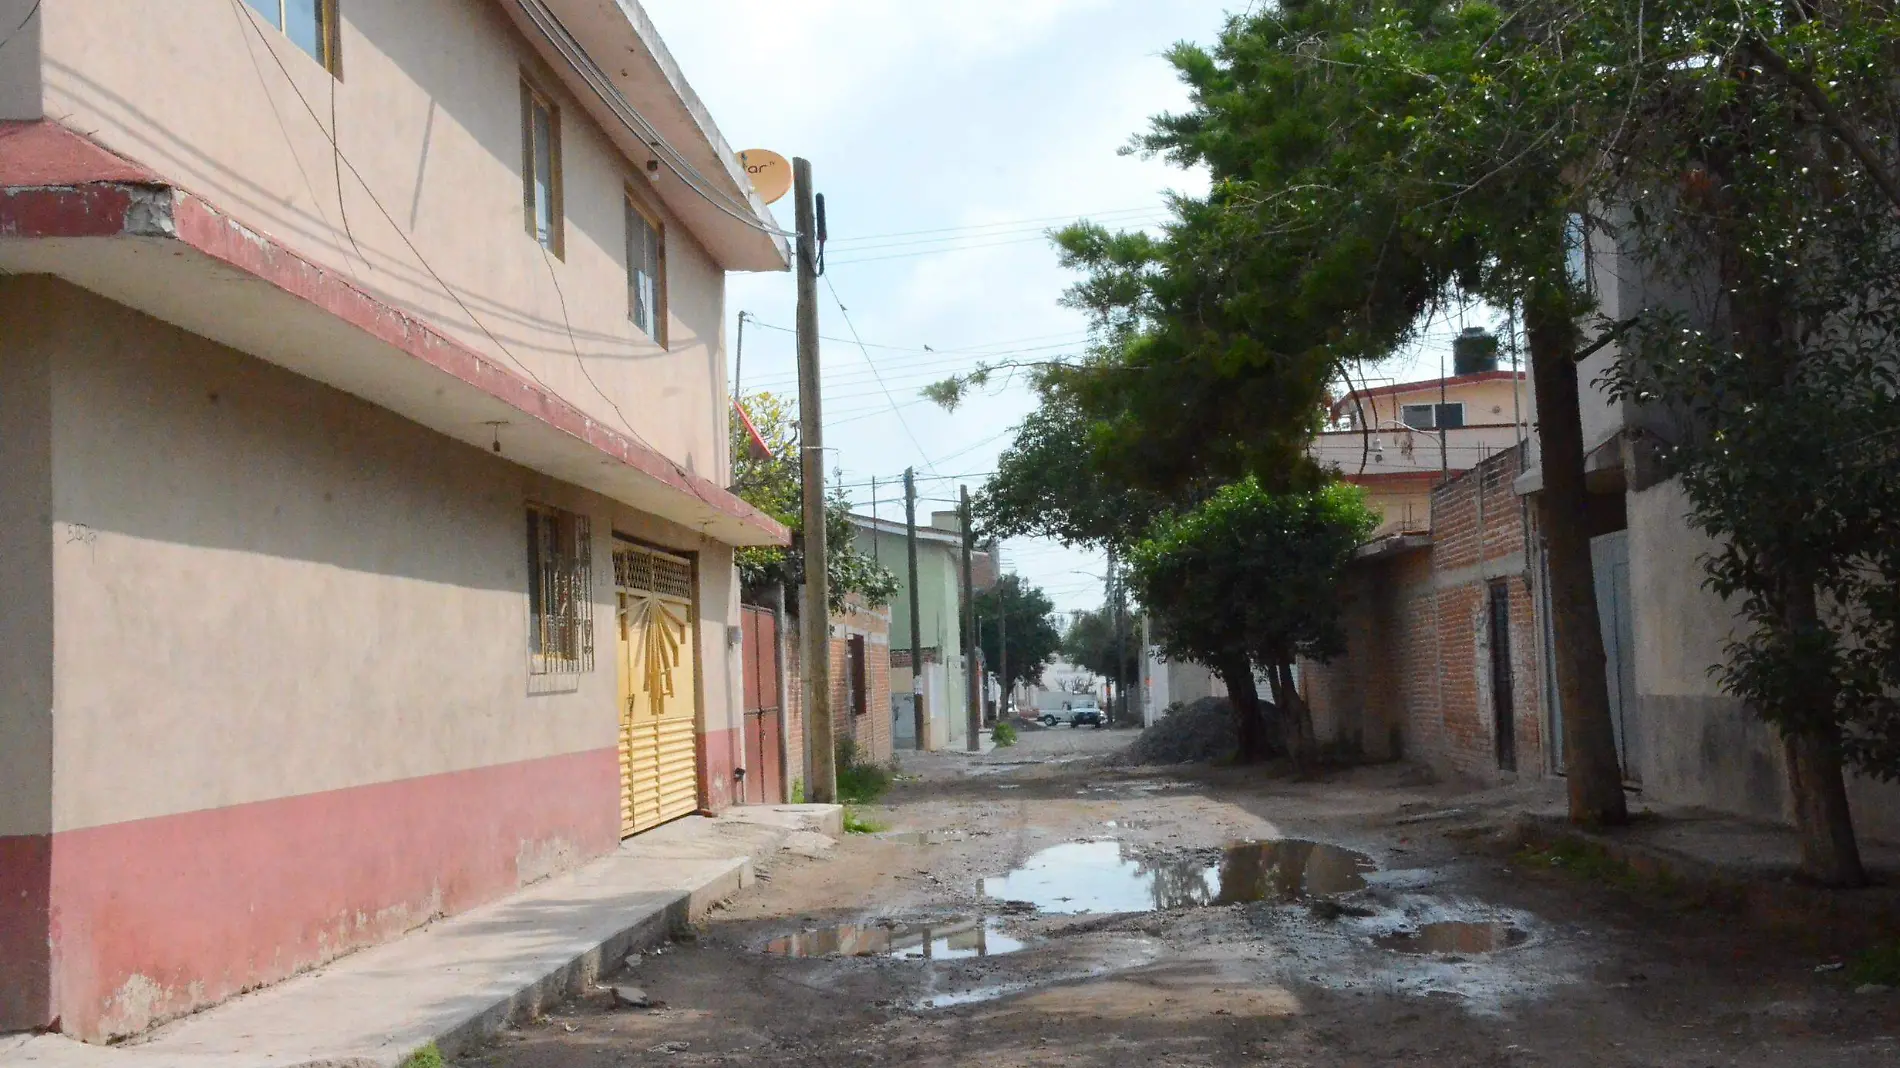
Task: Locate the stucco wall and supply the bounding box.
[0,281,54,1029]
[1342,375,1527,430]
[1628,477,1900,844]
[12,277,741,1038]
[38,0,730,481]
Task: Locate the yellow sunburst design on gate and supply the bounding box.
[615,543,699,836]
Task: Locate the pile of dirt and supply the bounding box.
[1117,697,1248,765]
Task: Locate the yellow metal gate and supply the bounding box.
[615,543,699,836]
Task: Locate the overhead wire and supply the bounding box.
[229,0,727,514]
[823,274,942,477]
[511,0,794,239]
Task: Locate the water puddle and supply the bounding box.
[981,839,1376,915]
[763,918,1025,960]
[1376,921,1529,955]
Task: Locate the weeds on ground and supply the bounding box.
[842,807,887,834]
[991,720,1019,747]
[1512,836,1710,908]
[835,738,894,804]
[1848,942,1900,986]
[789,778,805,804]
[401,1044,444,1068]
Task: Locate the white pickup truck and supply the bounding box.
[1037,698,1106,728]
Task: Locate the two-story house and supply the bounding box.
[849,513,973,752]
[0,0,786,1041]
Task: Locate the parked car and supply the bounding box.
[1040,700,1107,729]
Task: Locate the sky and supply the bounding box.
[645,1,1482,615]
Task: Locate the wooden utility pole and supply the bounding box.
[960,485,979,751]
[793,157,835,804]
[904,468,927,748]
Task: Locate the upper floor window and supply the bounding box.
[626,195,667,344]
[1401,402,1465,430]
[521,81,564,256]
[244,0,339,74]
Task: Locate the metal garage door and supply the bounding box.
[615,543,700,836]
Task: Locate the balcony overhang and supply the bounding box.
[0,121,788,549]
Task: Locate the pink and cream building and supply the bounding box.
[0,0,787,1040]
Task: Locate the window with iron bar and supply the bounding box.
[526,504,594,674]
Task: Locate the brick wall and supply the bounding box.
[1302,443,1547,784]
[781,595,894,797]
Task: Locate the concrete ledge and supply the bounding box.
[2,809,838,1068]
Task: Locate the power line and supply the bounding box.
[823,275,942,477]
[230,0,724,515]
[825,205,1164,246]
[828,231,1072,266]
[827,211,1167,255]
[740,317,1090,357]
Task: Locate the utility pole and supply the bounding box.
[733,310,749,402]
[904,468,927,749]
[960,485,979,751]
[1109,547,1127,725]
[793,157,835,804]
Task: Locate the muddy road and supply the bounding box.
[477,729,1898,1067]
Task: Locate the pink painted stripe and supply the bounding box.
[40,748,620,1041]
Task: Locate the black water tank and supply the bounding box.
[1452,327,1499,375]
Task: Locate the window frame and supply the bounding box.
[520,79,565,258]
[625,189,668,346]
[1399,402,1466,430]
[526,503,594,675]
[244,0,341,76]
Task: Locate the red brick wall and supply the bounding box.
[781,596,894,798]
[1302,444,1547,783]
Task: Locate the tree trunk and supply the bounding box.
[1222,656,1271,762]
[1778,575,1867,887]
[1275,661,1317,773]
[1524,286,1630,826]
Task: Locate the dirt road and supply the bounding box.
[477,729,1898,1067]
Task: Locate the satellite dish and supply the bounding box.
[738,149,791,205]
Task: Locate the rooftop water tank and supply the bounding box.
[1452,327,1500,375]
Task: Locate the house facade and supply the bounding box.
[0,0,786,1041]
[1318,366,1529,536]
[849,513,971,751]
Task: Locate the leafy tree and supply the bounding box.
[1033,0,1633,822]
[1596,0,1900,886]
[730,391,895,614]
[1128,480,1377,767]
[972,391,1177,553]
[972,574,1063,691]
[1061,606,1142,699]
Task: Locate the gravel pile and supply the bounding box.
[1118,697,1251,766]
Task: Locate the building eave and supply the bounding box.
[0,121,788,549]
[503,0,790,273]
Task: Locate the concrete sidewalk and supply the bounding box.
[3,806,841,1068]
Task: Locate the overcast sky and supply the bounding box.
[647,1,1476,615]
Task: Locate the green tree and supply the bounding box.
[972,574,1063,691]
[1596,0,1900,886]
[1128,480,1377,767]
[730,391,895,614]
[1061,607,1141,699]
[1036,0,1632,822]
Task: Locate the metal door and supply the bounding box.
[1591,531,1639,781]
[1543,532,1640,781]
[1488,579,1517,772]
[615,543,699,836]
[739,604,783,805]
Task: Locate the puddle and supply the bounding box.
[981,839,1376,915]
[763,918,1025,960]
[1376,921,1529,955]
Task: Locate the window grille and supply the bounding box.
[527,505,594,674]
